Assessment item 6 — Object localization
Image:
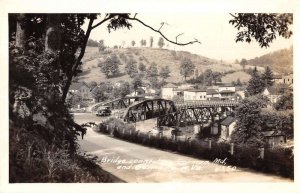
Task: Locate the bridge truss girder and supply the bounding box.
[157,106,235,127]
[123,99,177,123]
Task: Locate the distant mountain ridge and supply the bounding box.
[247,47,293,74]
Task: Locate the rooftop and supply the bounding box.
[206,89,219,95]
[262,130,285,137]
[220,116,236,126]
[69,82,89,90]
[163,83,177,88]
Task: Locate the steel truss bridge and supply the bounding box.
[90,96,145,112]
[122,99,239,127]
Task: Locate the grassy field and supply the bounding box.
[78,46,241,84]
[221,70,251,83]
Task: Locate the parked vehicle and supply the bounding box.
[96,106,111,116]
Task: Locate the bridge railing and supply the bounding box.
[175,100,239,109]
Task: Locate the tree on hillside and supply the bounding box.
[235,59,239,64]
[131,40,136,47]
[140,39,146,47]
[180,58,195,81]
[113,81,131,98]
[246,67,265,96]
[138,62,146,72]
[91,86,107,102]
[236,78,242,86]
[229,13,293,48]
[98,39,105,52]
[274,90,293,111]
[196,69,222,86]
[194,69,199,78]
[125,58,138,78]
[146,62,159,78]
[150,36,154,47]
[261,66,274,87]
[132,76,143,94]
[231,95,268,147]
[87,39,99,47]
[100,54,120,77]
[158,37,165,48]
[240,58,248,70]
[159,66,171,80]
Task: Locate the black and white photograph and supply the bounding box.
[0,0,299,193]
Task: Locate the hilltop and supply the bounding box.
[78,47,240,84]
[247,47,293,74]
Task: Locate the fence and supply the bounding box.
[93,118,294,179]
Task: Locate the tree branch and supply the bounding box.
[91,14,114,30]
[127,17,201,46]
[62,16,95,101]
[176,33,184,43]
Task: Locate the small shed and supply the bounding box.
[262,130,287,147]
[220,116,236,140]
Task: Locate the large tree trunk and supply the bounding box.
[15,14,26,48]
[45,14,61,52]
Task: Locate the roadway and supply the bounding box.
[75,113,292,183]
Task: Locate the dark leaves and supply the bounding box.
[229,13,293,48]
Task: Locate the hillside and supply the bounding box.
[247,47,293,74]
[78,47,240,84]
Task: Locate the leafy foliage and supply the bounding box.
[159,66,171,80]
[149,36,154,47]
[87,38,99,47]
[113,81,131,98]
[131,40,136,47]
[125,58,138,78]
[274,91,293,111]
[98,40,106,52]
[246,67,265,96]
[99,54,120,78]
[240,58,247,69]
[231,95,268,147]
[261,66,274,87]
[229,13,293,48]
[247,47,293,74]
[158,37,165,48]
[180,57,195,81]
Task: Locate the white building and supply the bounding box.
[282,74,293,85]
[161,83,178,100]
[184,89,207,101]
[220,116,236,141]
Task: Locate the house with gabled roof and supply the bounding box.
[220,116,236,140]
[262,87,282,104]
[262,130,286,147]
[161,83,178,100]
[69,81,93,100]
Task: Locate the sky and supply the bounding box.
[86,13,293,62]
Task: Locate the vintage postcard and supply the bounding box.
[0,0,299,193]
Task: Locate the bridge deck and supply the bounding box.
[175,101,239,109]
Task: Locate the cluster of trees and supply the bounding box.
[91,81,131,102]
[231,94,293,146]
[188,69,222,86]
[99,54,120,78]
[247,47,293,74]
[233,64,293,146]
[246,66,273,96]
[87,38,99,47]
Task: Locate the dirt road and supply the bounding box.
[75,113,292,183]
